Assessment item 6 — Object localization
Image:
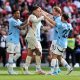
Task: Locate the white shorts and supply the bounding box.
[50,40,65,55]
[37,41,42,54]
[26,37,38,50]
[6,42,21,54]
[33,41,42,55]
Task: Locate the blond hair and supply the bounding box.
[53,6,62,14]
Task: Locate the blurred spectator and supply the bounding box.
[16,35,27,67]
[44,2,52,13]
[0,28,7,67]
[41,31,48,49]
[62,0,78,18]
[34,0,43,7]
[76,10,80,23]
[26,0,35,13]
[71,14,76,23]
[5,2,12,13]
[73,22,80,36]
[74,34,80,67]
[46,28,54,48]
[21,7,29,21]
[0,0,4,7]
[49,0,59,7]
[66,38,75,66]
[9,0,18,9]
[73,0,80,10]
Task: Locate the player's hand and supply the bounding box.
[40,16,44,20]
[38,7,42,11]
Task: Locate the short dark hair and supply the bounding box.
[31,6,39,12]
[12,9,19,14]
[62,13,69,20]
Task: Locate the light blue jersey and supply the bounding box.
[7,17,22,44]
[53,16,61,40]
[35,21,42,41]
[56,22,72,48]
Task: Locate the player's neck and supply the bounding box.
[56,14,60,17]
[33,13,39,18]
[63,20,67,23]
[13,16,18,21]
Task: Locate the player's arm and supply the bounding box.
[42,26,51,31]
[41,9,53,19]
[20,19,28,26]
[45,19,54,28]
[39,7,53,19]
[44,15,56,28]
[15,20,29,30]
[41,20,52,31]
[41,11,56,28]
[18,20,28,30]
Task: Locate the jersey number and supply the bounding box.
[62,30,69,38]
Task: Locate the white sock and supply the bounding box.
[8,54,14,63]
[13,53,21,62]
[56,59,59,72]
[35,55,41,71]
[8,63,14,72]
[61,58,71,70]
[8,54,14,72]
[51,59,57,73]
[25,56,32,72]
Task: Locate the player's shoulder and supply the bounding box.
[28,14,37,22]
[9,17,16,23]
[18,19,22,23]
[57,20,62,25]
[55,16,61,22]
[8,17,12,22]
[67,23,73,29]
[57,16,61,20]
[67,23,72,27]
[29,14,36,18]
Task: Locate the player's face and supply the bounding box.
[34,8,42,17]
[61,16,64,22]
[15,11,20,19]
[52,9,58,16]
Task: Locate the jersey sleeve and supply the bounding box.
[69,23,73,31]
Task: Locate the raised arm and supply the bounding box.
[41,11,56,28]
[38,7,53,19]
[41,10,53,19]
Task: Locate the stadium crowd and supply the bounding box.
[0,0,80,69]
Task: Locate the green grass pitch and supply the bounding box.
[0,66,80,80]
